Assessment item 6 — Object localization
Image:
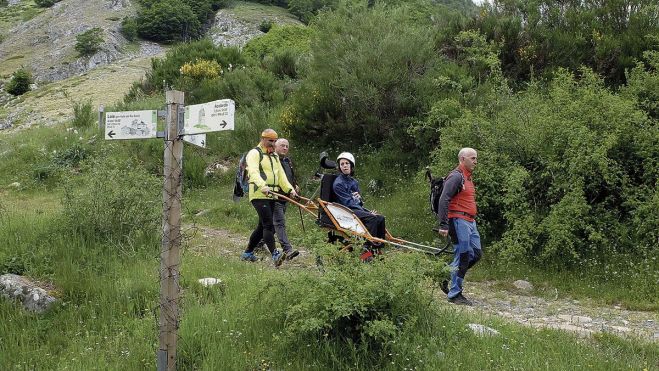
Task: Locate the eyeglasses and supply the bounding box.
[266,139,276,143]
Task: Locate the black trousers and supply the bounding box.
[353,209,386,241]
[245,199,276,255]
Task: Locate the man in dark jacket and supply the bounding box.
[437,147,482,305]
[273,138,300,260]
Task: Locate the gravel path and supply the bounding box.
[190,224,658,344]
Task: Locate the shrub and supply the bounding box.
[187,67,284,107]
[288,0,338,23]
[264,48,299,79]
[125,40,245,102]
[259,19,273,33]
[284,5,444,148]
[5,68,33,96]
[242,24,311,63]
[179,58,222,79]
[71,99,96,129]
[121,17,139,41]
[257,249,446,367]
[136,0,201,43]
[431,68,658,267]
[62,159,161,243]
[75,28,104,57]
[35,0,60,7]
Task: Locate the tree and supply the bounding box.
[5,68,33,96]
[136,0,201,43]
[75,28,104,57]
[35,0,60,7]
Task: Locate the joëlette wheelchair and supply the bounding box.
[272,152,453,261]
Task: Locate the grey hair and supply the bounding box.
[458,147,477,160]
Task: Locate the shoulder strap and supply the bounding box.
[445,169,464,192]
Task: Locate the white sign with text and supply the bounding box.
[183,133,207,148]
[184,99,235,135]
[105,110,157,140]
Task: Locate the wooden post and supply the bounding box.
[98,104,104,131]
[158,90,184,371]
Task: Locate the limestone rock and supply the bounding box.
[198,277,223,287]
[513,279,533,292]
[467,323,500,337]
[0,274,58,313]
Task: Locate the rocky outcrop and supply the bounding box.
[209,10,265,47]
[0,0,137,83]
[0,274,58,313]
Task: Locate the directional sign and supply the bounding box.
[183,99,235,135]
[183,133,206,148]
[105,110,157,140]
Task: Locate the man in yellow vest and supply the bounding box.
[240,129,297,266]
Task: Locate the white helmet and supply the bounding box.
[337,152,355,167]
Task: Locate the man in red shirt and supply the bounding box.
[437,148,482,305]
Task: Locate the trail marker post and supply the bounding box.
[98,104,104,131]
[103,92,235,371]
[158,90,184,371]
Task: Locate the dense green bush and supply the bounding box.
[62,158,161,243]
[242,24,312,63]
[187,66,284,106]
[71,99,96,129]
[5,67,33,96]
[121,17,138,41]
[431,68,658,268]
[283,5,453,148]
[258,19,273,33]
[288,0,338,23]
[128,39,244,99]
[35,0,60,7]
[257,234,447,366]
[75,28,104,57]
[472,0,659,86]
[136,0,201,43]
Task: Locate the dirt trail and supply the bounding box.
[188,224,658,343]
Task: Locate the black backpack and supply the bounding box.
[426,168,463,216]
[233,147,264,201]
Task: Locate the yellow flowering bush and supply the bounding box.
[179,59,222,79]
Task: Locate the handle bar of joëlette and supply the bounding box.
[270,192,454,256]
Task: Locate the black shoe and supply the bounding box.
[284,249,299,261]
[440,280,449,295]
[448,293,473,306]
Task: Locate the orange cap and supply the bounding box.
[261,129,278,139]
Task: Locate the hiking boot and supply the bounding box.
[448,293,473,306]
[240,252,258,262]
[272,250,284,267]
[440,280,449,295]
[283,249,300,261]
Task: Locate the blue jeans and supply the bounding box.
[448,218,482,299]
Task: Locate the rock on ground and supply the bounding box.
[0,274,58,313]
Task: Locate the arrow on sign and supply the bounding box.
[201,140,205,146]
[220,120,227,128]
[107,130,116,138]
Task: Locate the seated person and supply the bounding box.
[332,152,386,246]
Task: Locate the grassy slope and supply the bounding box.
[4,57,154,128]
